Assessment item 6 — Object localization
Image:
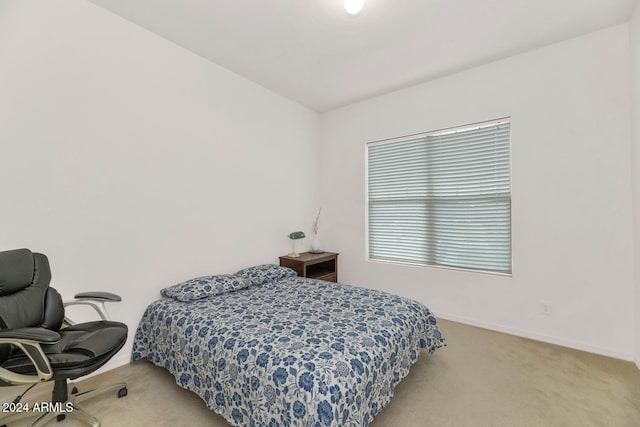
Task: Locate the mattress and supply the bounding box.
[132,269,445,426]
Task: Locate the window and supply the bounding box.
[366,118,511,274]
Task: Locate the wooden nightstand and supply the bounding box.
[279,252,339,282]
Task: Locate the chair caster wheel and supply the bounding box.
[118,387,128,398]
[71,386,79,394]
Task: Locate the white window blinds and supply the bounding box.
[367,119,511,274]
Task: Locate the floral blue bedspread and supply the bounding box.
[132,272,445,427]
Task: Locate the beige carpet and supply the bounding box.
[2,319,639,426]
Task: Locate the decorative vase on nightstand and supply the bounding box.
[310,234,323,254]
[310,207,324,254]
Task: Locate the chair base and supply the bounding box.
[0,380,127,427]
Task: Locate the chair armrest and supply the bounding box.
[0,327,60,343]
[64,291,122,322]
[0,328,57,385]
[74,291,121,302]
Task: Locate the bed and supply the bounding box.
[132,265,445,426]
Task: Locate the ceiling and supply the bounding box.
[87,0,638,112]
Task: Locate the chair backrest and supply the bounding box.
[0,249,64,331]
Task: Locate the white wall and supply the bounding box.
[0,0,319,368]
[0,1,635,370]
[320,25,634,359]
[631,1,640,368]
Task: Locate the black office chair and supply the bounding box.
[0,248,128,426]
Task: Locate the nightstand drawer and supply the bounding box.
[279,252,339,283]
[314,272,337,282]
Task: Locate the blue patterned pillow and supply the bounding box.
[235,264,298,286]
[161,274,250,302]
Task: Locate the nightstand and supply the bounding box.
[279,252,339,282]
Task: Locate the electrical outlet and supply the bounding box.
[540,301,552,315]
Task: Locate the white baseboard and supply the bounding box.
[78,315,640,379]
[434,310,635,362]
[107,353,132,369]
[81,353,131,380]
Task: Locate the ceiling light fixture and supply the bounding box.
[344,0,364,15]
